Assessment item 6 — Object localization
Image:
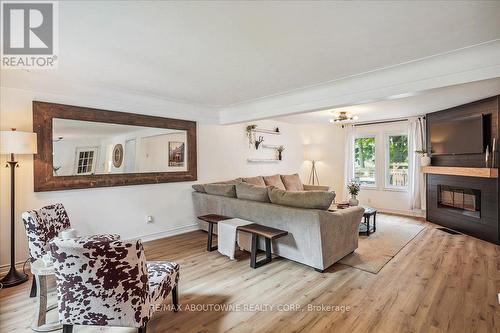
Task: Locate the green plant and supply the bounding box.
[277,145,285,152]
[347,181,360,196]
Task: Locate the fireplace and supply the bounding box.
[437,185,481,218]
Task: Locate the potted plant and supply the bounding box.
[415,149,431,166]
[347,180,361,206]
[276,145,285,160]
[246,124,257,147]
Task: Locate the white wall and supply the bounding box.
[297,124,346,198]
[0,87,304,268]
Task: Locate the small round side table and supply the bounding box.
[30,259,62,332]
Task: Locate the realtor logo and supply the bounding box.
[1,1,58,68]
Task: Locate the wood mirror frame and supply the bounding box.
[33,101,197,192]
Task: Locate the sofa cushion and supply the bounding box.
[281,173,304,191]
[263,174,286,190]
[192,178,242,193]
[235,182,270,202]
[204,184,237,197]
[242,176,266,187]
[267,186,335,210]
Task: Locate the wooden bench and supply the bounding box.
[197,214,232,251]
[237,223,288,268]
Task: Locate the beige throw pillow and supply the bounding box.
[235,182,270,202]
[263,174,286,190]
[204,184,237,197]
[268,186,335,210]
[281,173,304,191]
[192,184,206,193]
[242,176,266,187]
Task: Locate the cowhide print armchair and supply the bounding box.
[49,235,180,333]
[22,203,71,297]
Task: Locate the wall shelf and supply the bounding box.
[251,129,281,135]
[247,158,280,163]
[261,144,279,149]
[422,166,498,178]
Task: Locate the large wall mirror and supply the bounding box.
[33,101,197,191]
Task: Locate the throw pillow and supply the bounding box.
[281,173,304,191]
[268,186,335,210]
[242,176,266,187]
[192,184,206,193]
[204,184,237,198]
[235,182,270,202]
[263,174,286,190]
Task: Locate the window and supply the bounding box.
[74,147,98,175]
[386,134,408,188]
[354,136,376,186]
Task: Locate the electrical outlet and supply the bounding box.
[146,215,154,223]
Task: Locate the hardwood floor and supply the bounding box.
[1,215,499,333]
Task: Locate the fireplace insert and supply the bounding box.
[437,185,481,218]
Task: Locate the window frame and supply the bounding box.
[384,132,409,191]
[74,146,99,176]
[353,134,377,189]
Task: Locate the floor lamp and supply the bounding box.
[304,144,322,185]
[0,129,37,288]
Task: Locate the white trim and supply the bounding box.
[126,223,200,243]
[376,207,425,218]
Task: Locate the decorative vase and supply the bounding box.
[349,195,359,206]
[420,153,431,166]
[278,151,282,160]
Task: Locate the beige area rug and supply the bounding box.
[338,214,425,274]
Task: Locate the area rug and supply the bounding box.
[338,214,425,274]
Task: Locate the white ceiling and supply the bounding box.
[2,0,500,109]
[276,78,500,124]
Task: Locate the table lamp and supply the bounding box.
[304,144,322,185]
[0,128,37,288]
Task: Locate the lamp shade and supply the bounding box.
[0,130,37,154]
[304,144,322,161]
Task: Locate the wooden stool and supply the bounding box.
[237,224,288,268]
[197,214,232,251]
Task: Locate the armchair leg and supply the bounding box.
[138,325,147,333]
[29,278,37,298]
[62,325,73,333]
[172,285,179,312]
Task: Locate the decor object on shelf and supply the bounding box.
[492,138,496,168]
[347,180,361,206]
[329,111,359,123]
[112,144,124,168]
[304,144,322,185]
[419,152,431,166]
[254,135,264,149]
[246,124,257,147]
[485,145,490,168]
[0,128,37,288]
[276,145,285,160]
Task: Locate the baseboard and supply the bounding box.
[376,208,426,219]
[129,223,200,243]
[0,260,30,277]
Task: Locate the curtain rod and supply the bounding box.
[346,116,425,128]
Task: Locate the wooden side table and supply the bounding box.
[197,214,232,251]
[30,259,61,332]
[361,208,377,236]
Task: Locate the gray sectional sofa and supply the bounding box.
[192,174,364,271]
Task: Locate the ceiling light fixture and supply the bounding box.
[329,111,358,123]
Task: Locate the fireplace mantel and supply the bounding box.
[422,166,498,178]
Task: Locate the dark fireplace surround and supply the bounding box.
[426,96,499,245]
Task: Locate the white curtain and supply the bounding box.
[343,124,355,201]
[409,117,426,211]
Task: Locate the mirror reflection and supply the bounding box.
[52,118,188,176]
